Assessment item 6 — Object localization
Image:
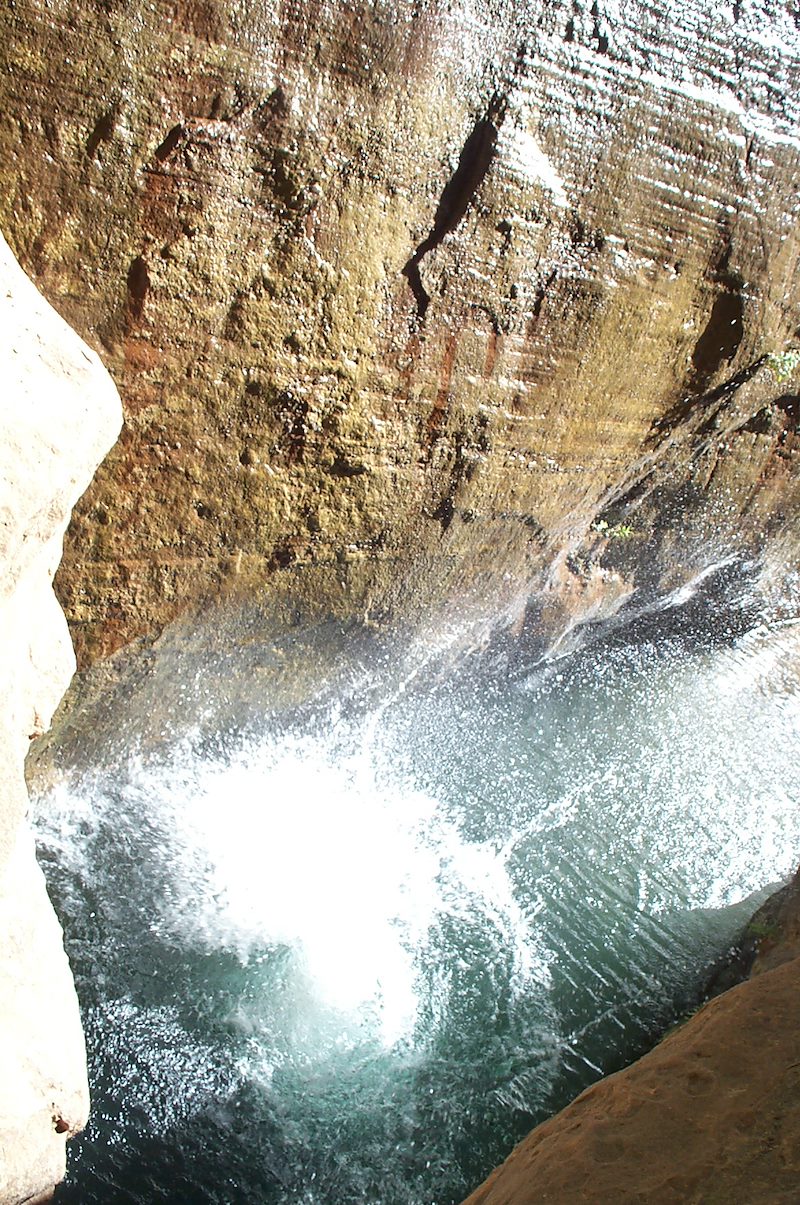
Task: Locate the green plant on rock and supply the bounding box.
[765,348,800,384]
[745,918,779,942]
[592,518,636,540]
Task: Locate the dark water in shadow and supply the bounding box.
[34,616,800,1204]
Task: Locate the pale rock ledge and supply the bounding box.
[0,233,121,1204]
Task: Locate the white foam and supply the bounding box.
[39,725,549,1051]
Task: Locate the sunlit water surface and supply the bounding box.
[35,620,800,1204]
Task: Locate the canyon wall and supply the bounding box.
[0,236,121,1202]
[0,0,799,666]
[1,2,800,1201]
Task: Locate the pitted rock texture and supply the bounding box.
[0,233,121,1204]
[1,1,799,664]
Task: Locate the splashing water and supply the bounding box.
[34,620,800,1204]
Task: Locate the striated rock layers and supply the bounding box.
[462,867,800,1205]
[1,4,799,1203]
[0,235,121,1202]
[0,1,799,665]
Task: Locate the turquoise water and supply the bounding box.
[35,617,800,1204]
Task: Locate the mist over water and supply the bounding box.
[34,613,800,1204]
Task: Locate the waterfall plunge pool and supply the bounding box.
[33,611,800,1204]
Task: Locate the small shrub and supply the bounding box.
[765,349,800,384]
[593,519,636,540]
[746,918,779,942]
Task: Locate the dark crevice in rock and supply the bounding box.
[471,301,503,336]
[402,93,508,319]
[651,354,765,438]
[495,217,513,253]
[686,235,745,393]
[593,21,609,53]
[743,132,756,171]
[274,392,308,465]
[531,268,559,323]
[428,417,490,533]
[597,351,777,532]
[85,107,117,159]
[326,456,367,478]
[154,124,185,162]
[270,540,297,569]
[739,407,773,435]
[690,287,744,388]
[431,494,455,532]
[569,215,606,260]
[687,389,796,445]
[126,256,150,323]
[403,256,432,320]
[596,471,654,520]
[774,392,800,427]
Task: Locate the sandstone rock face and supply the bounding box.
[1,7,799,1201]
[462,867,800,1205]
[1,1,799,664]
[0,234,121,1203]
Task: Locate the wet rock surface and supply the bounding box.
[2,3,800,1202]
[0,1,799,664]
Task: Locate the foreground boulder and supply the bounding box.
[463,869,800,1204]
[0,234,121,1202]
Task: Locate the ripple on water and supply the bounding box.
[35,621,800,1204]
